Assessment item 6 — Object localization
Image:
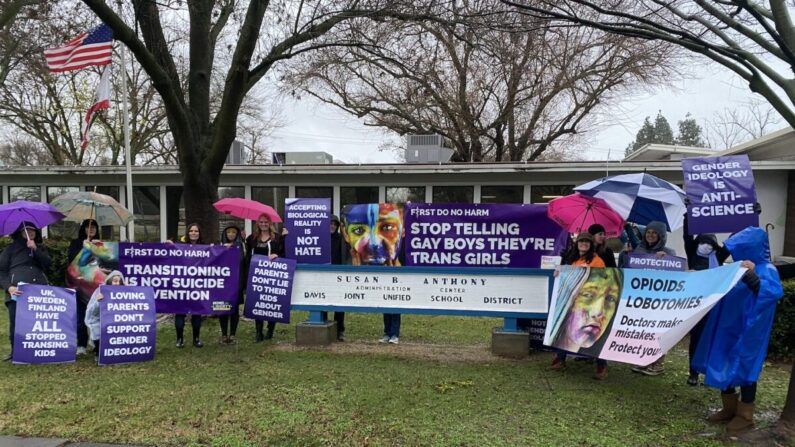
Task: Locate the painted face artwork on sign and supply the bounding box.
[558,268,622,351]
[342,203,404,266]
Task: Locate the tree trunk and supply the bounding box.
[181,170,220,244]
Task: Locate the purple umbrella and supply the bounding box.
[0,200,65,236]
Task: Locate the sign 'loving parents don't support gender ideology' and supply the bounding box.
[98,285,157,366]
[118,243,241,314]
[13,285,77,365]
[682,154,758,234]
[544,264,745,366]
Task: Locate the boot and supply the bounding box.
[707,393,738,423]
[726,402,754,434]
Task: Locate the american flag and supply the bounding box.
[45,24,113,73]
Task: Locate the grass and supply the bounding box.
[0,310,791,447]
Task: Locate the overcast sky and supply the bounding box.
[268,62,784,164]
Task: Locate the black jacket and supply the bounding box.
[330,232,350,265]
[0,238,51,302]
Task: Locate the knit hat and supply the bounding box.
[588,224,606,235]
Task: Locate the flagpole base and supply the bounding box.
[296,321,337,346]
[491,328,530,358]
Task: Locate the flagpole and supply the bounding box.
[117,1,135,242]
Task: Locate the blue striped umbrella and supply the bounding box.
[574,173,686,231]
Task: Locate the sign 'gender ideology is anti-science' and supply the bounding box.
[682,155,758,234]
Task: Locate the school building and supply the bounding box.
[2,127,794,262]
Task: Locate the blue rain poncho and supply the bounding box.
[692,227,783,389]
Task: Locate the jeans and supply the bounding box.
[76,298,88,348]
[320,311,346,334]
[219,305,240,336]
[175,314,202,341]
[688,316,707,376]
[383,313,401,337]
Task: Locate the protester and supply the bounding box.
[620,220,676,376]
[246,213,284,342]
[85,270,126,359]
[66,219,101,356]
[0,222,51,361]
[588,224,616,268]
[170,223,204,348]
[693,227,783,434]
[550,232,609,379]
[322,215,348,341]
[341,204,404,344]
[219,224,246,345]
[682,216,730,386]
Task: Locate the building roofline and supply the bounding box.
[623,143,716,162]
[717,126,795,156]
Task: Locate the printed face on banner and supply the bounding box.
[66,241,119,298]
[342,204,404,266]
[549,267,623,354]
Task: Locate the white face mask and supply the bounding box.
[697,243,714,257]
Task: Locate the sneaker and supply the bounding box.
[637,362,665,376]
[378,335,390,343]
[228,335,237,345]
[687,374,699,386]
[631,365,646,374]
[76,347,87,356]
[193,339,204,348]
[593,365,608,380]
[549,356,566,370]
[388,336,399,344]
[175,339,185,348]
[220,335,230,345]
[337,332,346,342]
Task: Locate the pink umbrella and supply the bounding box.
[213,198,282,223]
[547,193,624,237]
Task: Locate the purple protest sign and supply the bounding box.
[404,203,568,268]
[243,255,296,324]
[13,285,76,365]
[284,198,331,264]
[682,155,758,234]
[118,243,241,314]
[99,285,156,366]
[626,252,687,271]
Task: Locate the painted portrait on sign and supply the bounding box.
[66,241,119,301]
[341,203,404,266]
[547,266,623,357]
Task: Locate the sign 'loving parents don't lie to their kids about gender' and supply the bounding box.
[118,243,241,315]
[13,285,77,365]
[243,255,296,324]
[682,155,758,234]
[99,285,157,366]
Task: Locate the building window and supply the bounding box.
[386,187,426,204]
[46,186,80,240]
[340,186,379,210]
[9,186,41,202]
[481,185,523,204]
[217,186,245,236]
[295,186,334,212]
[133,186,161,242]
[252,186,289,222]
[432,186,473,203]
[531,185,574,203]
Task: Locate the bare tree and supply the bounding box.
[498,0,795,437]
[705,99,783,150]
[285,2,676,162]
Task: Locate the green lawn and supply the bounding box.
[0,310,791,447]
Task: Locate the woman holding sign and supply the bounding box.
[66,218,101,356]
[219,224,246,344]
[0,222,51,361]
[246,214,284,342]
[172,223,205,348]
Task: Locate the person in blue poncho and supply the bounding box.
[692,226,784,434]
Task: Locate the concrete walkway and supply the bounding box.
[0,436,148,447]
